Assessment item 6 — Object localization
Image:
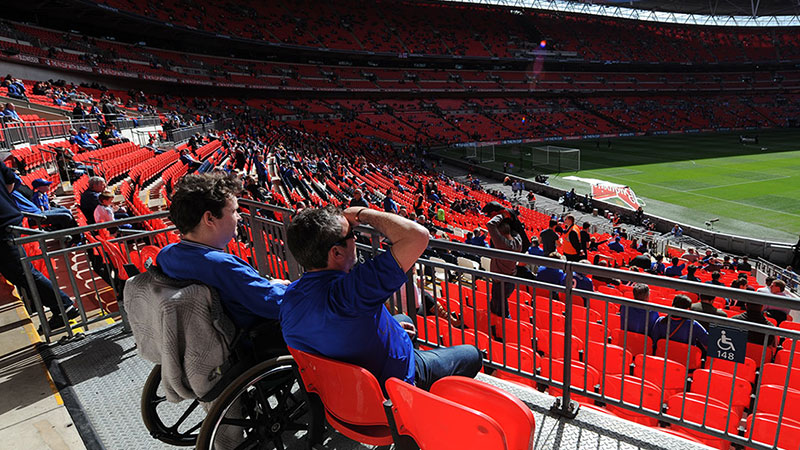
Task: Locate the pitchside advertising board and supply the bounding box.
[563,177,643,210]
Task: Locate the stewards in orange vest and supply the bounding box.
[561,214,583,262]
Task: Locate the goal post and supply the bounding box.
[463,143,495,163]
[531,145,580,173]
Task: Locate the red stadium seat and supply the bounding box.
[689,368,752,416]
[665,393,741,450]
[633,355,686,398]
[431,376,536,450]
[584,341,633,375]
[288,348,394,446]
[702,356,757,383]
[655,340,703,370]
[745,413,800,450]
[600,374,662,426]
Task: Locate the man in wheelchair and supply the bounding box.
[282,205,483,391]
[157,172,290,333]
[125,173,299,449]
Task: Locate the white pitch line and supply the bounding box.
[597,173,800,219]
[683,174,792,192]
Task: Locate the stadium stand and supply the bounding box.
[2,1,800,449]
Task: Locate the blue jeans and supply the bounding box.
[42,207,77,230]
[0,233,73,312]
[394,314,483,391]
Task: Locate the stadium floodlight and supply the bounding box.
[531,145,580,174]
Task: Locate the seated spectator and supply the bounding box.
[179,149,202,172]
[680,265,700,282]
[620,283,659,334]
[707,270,725,286]
[93,190,116,224]
[650,294,708,353]
[650,254,666,275]
[349,188,369,208]
[681,247,699,263]
[12,176,77,232]
[630,253,652,271]
[281,205,482,390]
[732,301,775,346]
[156,173,290,333]
[528,238,544,256]
[98,123,127,146]
[671,224,683,237]
[3,103,23,122]
[0,162,78,332]
[2,78,27,100]
[70,126,100,151]
[607,236,625,253]
[536,252,566,285]
[79,176,106,224]
[72,103,87,121]
[761,279,790,325]
[737,256,752,272]
[383,189,398,214]
[690,293,727,330]
[664,257,686,277]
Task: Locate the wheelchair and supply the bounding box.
[128,267,316,449]
[140,354,311,449]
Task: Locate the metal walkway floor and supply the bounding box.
[42,323,712,450]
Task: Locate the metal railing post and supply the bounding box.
[553,265,579,418]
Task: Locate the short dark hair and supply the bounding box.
[632,283,649,300]
[170,173,242,234]
[287,205,346,270]
[672,294,692,309]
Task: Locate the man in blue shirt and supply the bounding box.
[607,236,625,253]
[157,173,289,332]
[649,294,707,353]
[0,162,77,331]
[664,257,686,277]
[71,126,100,150]
[382,189,398,214]
[3,103,23,122]
[281,205,482,390]
[619,283,659,334]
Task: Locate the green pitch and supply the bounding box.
[440,129,800,242]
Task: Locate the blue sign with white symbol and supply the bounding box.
[708,324,747,364]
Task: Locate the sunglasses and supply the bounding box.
[330,229,355,248]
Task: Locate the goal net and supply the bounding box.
[463,143,495,163]
[531,145,580,173]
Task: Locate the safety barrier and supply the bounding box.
[11,199,800,449]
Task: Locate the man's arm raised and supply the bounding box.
[344,207,429,272]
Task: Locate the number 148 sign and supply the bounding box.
[708,324,748,364]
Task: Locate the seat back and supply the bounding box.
[690,369,752,409]
[612,329,653,356]
[584,341,633,375]
[754,384,800,422]
[633,355,686,395]
[761,362,800,390]
[703,356,757,383]
[655,340,703,370]
[386,378,507,450]
[288,347,388,427]
[746,413,800,450]
[601,374,662,425]
[432,376,535,450]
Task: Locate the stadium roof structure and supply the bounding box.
[440,0,800,26]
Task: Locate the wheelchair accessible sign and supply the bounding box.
[708,324,747,364]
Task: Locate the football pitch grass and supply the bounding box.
[439,129,800,243]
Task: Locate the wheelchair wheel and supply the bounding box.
[141,365,204,446]
[196,355,312,450]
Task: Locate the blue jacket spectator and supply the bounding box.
[607,236,625,253]
[649,295,707,353]
[4,79,27,100]
[70,126,100,150]
[650,255,666,275]
[3,103,23,122]
[383,191,398,214]
[664,257,686,277]
[619,283,659,334]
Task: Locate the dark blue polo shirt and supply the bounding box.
[280,251,413,385]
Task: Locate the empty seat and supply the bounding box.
[745,413,800,450]
[655,340,703,370]
[761,362,800,390]
[584,341,633,375]
[689,369,752,417]
[612,329,653,357]
[633,355,687,398]
[600,374,662,426]
[665,393,741,450]
[703,356,757,383]
[539,359,599,404]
